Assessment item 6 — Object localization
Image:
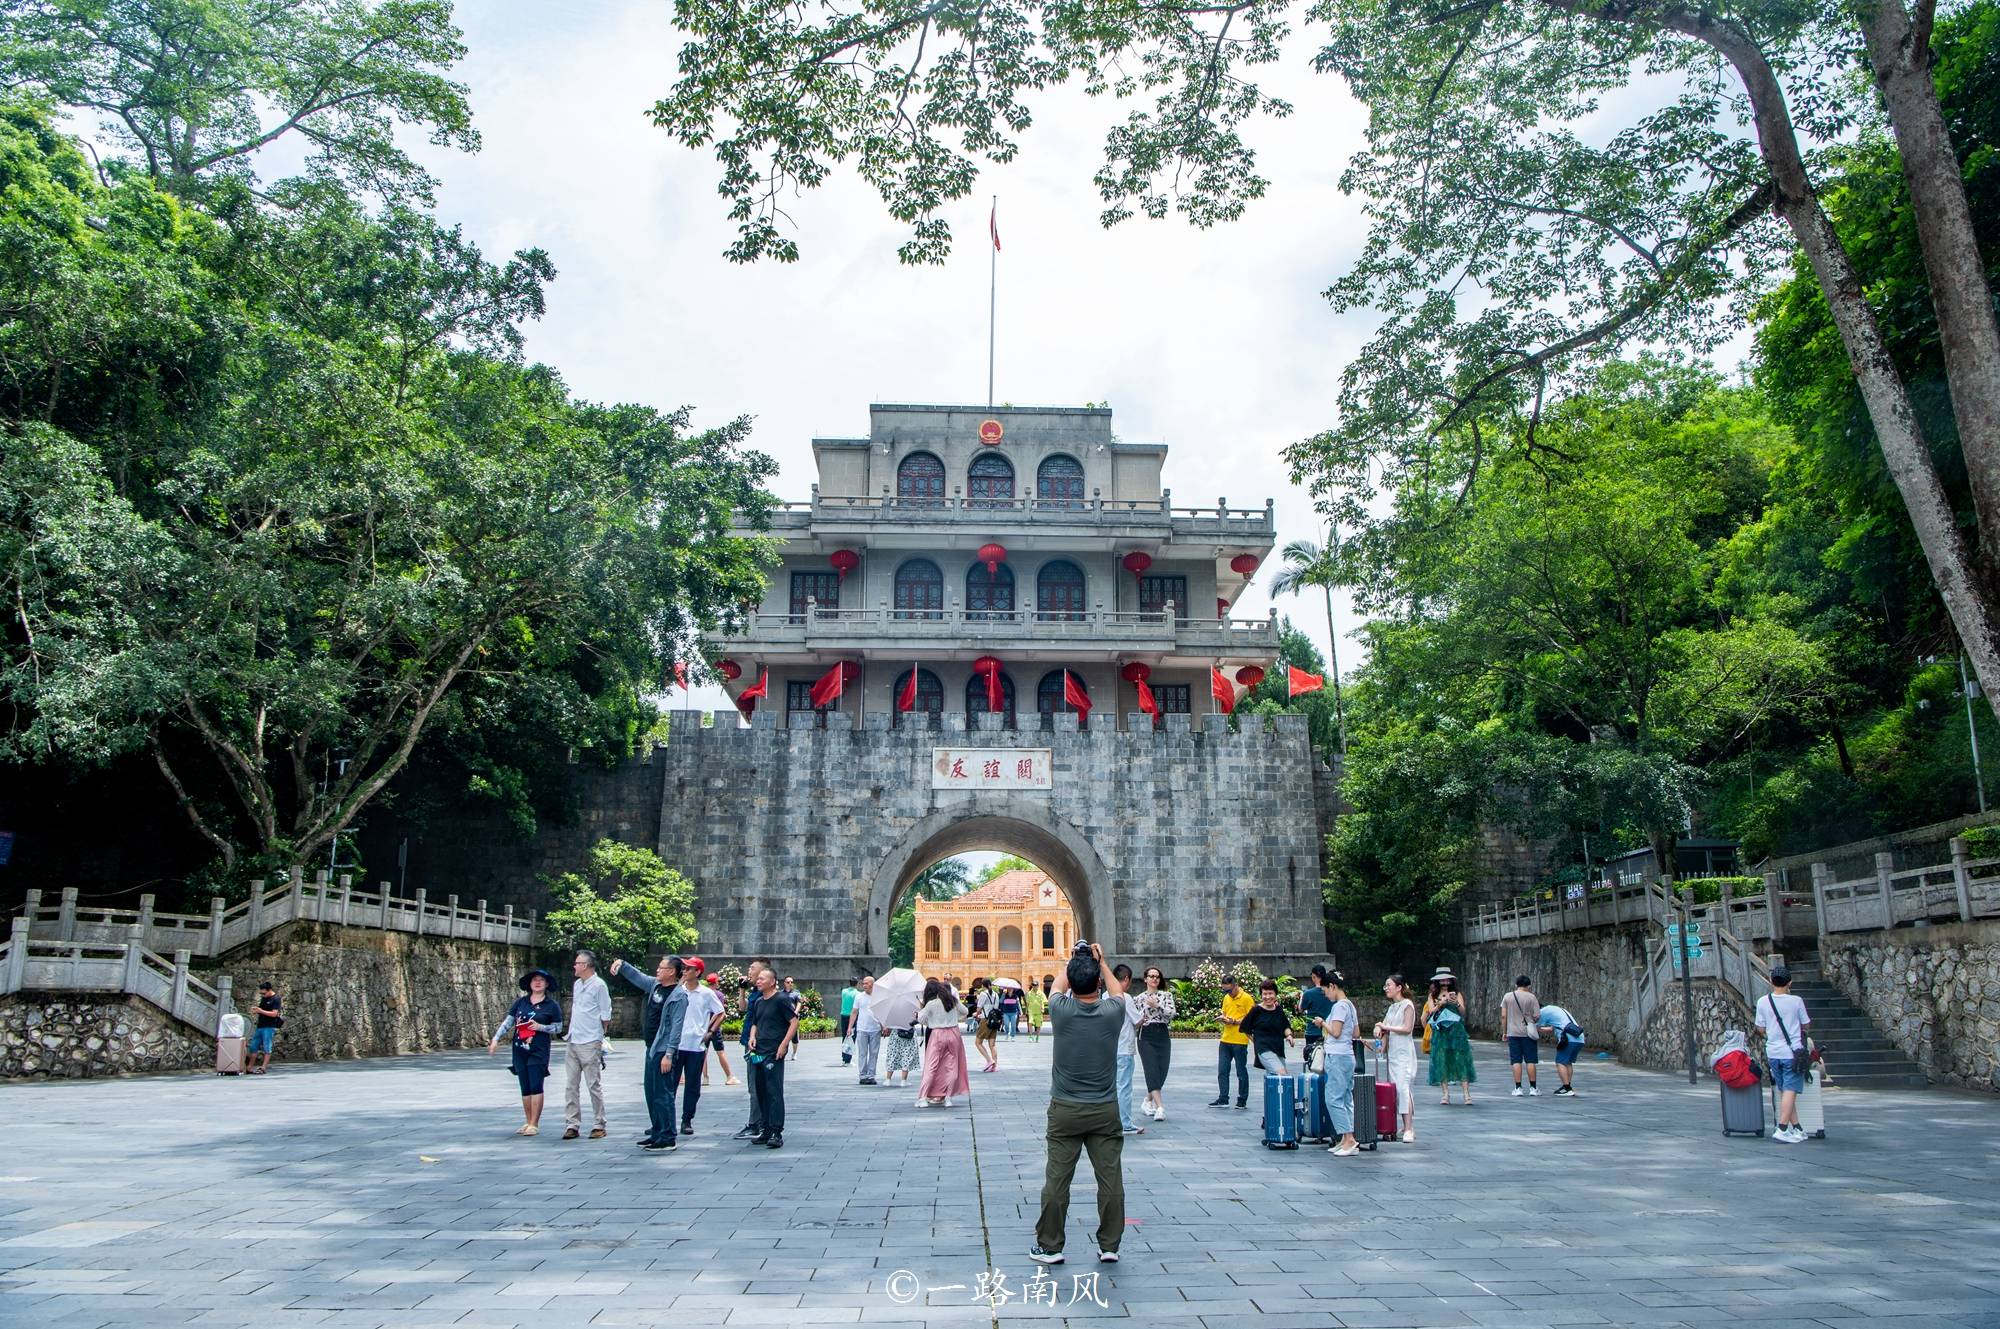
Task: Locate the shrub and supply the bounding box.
[1961,825,2000,858]
[798,1016,835,1036]
[541,840,698,960]
[1685,875,1765,905]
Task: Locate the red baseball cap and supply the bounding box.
[685,956,705,973]
[704,973,718,985]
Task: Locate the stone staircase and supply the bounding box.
[1782,954,1929,1088]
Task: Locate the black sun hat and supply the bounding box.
[518,967,556,992]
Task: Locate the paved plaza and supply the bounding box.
[2,1036,1999,1328]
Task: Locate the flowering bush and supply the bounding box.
[712,964,748,1016]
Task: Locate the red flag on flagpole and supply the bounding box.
[1210,665,1237,715]
[1062,670,1091,724]
[987,665,1004,714]
[737,668,768,714]
[990,200,1001,252]
[1136,678,1158,720]
[897,663,919,713]
[1287,666,1325,698]
[672,661,688,692]
[809,660,847,709]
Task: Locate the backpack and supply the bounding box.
[1715,1049,1760,1089]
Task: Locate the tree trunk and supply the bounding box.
[1859,1,2000,595]
[1658,9,2000,729]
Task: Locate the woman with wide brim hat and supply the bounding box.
[489,968,564,1135]
[1424,967,1476,1105]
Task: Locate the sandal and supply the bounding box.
[725,1077,741,1086]
[519,1124,539,1136]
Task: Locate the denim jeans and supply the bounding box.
[1322,1055,1355,1135]
[1003,1010,1020,1038]
[1217,1043,1248,1104]
[1256,1049,1289,1077]
[1116,1053,1136,1130]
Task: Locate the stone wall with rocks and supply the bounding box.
[1821,920,2000,1092]
[1628,977,1744,1074]
[201,921,534,1062]
[0,993,212,1078]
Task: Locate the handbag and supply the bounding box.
[1308,1041,1326,1074]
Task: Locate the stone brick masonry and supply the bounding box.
[1822,920,2000,1091]
[0,993,212,1078]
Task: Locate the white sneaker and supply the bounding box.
[1511,1087,1523,1097]
[1153,1106,1165,1121]
[1527,1086,1539,1096]
[1777,1126,1804,1143]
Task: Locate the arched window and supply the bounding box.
[897,451,946,506]
[1036,560,1086,622]
[999,926,1023,954]
[1041,921,1055,952]
[967,452,1015,507]
[893,558,944,620]
[1037,454,1086,508]
[966,563,1015,621]
[951,926,962,954]
[972,926,989,954]
[924,925,942,955]
[966,671,1017,727]
[1038,669,1088,722]
[891,667,943,725]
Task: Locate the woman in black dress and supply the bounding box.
[488,967,563,1136]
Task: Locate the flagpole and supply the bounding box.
[987,194,997,410]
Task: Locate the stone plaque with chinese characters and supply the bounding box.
[930,748,1054,790]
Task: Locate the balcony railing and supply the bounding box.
[715,602,1279,654]
[755,490,1276,540]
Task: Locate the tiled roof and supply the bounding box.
[920,869,1069,909]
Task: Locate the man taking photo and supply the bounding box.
[1030,942,1127,1266]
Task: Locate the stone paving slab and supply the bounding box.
[2,1036,1999,1328]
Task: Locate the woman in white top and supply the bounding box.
[916,979,972,1107]
[1373,973,1419,1143]
[1315,971,1361,1156]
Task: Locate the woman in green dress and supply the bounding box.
[1425,968,1476,1104]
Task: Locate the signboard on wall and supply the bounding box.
[931,748,1052,790]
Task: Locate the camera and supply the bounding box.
[1072,939,1093,957]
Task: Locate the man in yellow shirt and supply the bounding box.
[1210,977,1254,1109]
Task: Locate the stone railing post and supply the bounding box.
[4,917,28,993]
[215,974,234,1027]
[208,896,226,954]
[248,877,267,937]
[1718,878,1734,938]
[57,887,78,941]
[1949,836,1974,922]
[1762,871,1780,941]
[1530,892,1542,937]
[413,888,428,936]
[339,880,353,927]
[170,948,191,1023]
[477,899,489,942]
[122,923,144,992]
[1810,862,1830,937]
[137,893,156,937]
[334,874,351,925]
[447,894,461,940]
[525,908,537,943]
[504,903,516,943]
[311,869,327,921]
[21,889,40,930]
[1873,851,1896,930]
[380,883,392,930]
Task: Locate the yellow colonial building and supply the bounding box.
[915,869,1076,985]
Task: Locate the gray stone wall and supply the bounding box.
[1628,978,1744,1075]
[201,921,533,1062]
[1822,920,2000,1092]
[0,993,212,1079]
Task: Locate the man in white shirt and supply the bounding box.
[564,950,614,1140]
[672,958,726,1135]
[851,974,883,1084]
[1111,964,1145,1135]
[1753,968,1813,1144]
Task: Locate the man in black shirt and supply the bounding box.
[249,982,282,1074]
[746,967,799,1148]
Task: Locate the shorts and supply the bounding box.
[1553,1038,1584,1066]
[1769,1058,1803,1093]
[708,1031,725,1052]
[1506,1035,1539,1065]
[514,1055,550,1097]
[249,1026,277,1055]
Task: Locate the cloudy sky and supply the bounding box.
[389,0,1384,711]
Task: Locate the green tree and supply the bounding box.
[973,854,1035,886]
[0,105,777,873]
[887,857,969,966]
[542,839,699,959]
[1,0,477,203]
[648,0,2000,728]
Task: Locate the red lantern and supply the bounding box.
[1120,662,1151,684]
[830,549,860,580]
[1235,665,1266,688]
[1121,551,1153,576]
[716,659,742,682]
[1229,553,1260,576]
[971,655,1002,676]
[977,542,1008,575]
[970,655,1004,713]
[1216,597,1230,618]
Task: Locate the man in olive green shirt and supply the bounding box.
[1030,943,1127,1266]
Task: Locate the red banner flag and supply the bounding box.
[1062,669,1091,723]
[1287,665,1324,698]
[808,660,847,709]
[987,665,1005,714]
[897,663,919,712]
[1210,665,1236,715]
[672,661,688,691]
[1136,678,1158,719]
[990,200,1001,252]
[737,668,768,713]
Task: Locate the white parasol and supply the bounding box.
[990,977,1023,990]
[869,967,927,1029]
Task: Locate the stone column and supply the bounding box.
[1949,836,1974,922]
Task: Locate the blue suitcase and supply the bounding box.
[1261,1070,1299,1149]
[1305,1070,1333,1142]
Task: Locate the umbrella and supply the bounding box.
[990,977,1023,990]
[869,967,927,1029]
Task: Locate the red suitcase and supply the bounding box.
[1374,1081,1399,1140]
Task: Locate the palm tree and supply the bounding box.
[1269,532,1348,755]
